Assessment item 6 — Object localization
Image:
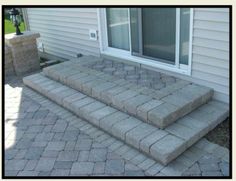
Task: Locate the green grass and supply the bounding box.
[4,19,25,34]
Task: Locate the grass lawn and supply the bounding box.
[4,19,25,34]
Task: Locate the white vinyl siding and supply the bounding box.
[26,8,100,59]
[191,8,229,103]
[25,8,230,103]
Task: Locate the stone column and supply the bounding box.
[5,31,40,76]
[4,45,15,76]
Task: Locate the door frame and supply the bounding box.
[97,8,193,75]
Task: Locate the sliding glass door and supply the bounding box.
[130,8,176,64]
[106,8,130,51]
[105,8,191,66]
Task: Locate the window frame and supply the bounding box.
[97,8,193,75]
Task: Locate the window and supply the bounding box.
[102,8,193,75]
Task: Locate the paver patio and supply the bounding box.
[23,56,228,165]
[4,75,229,177]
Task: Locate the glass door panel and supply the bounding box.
[106,8,130,51]
[130,8,176,64]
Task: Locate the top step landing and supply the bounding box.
[43,56,214,129]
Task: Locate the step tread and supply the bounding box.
[43,60,213,128]
[23,73,228,165]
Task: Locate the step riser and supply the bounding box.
[43,64,213,129]
[23,73,228,166]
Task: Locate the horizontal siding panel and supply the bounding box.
[213,91,229,103]
[27,10,97,19]
[29,19,98,30]
[28,14,98,25]
[192,69,229,87]
[192,54,229,69]
[29,24,89,36]
[29,8,97,13]
[192,62,229,78]
[192,46,229,60]
[27,8,100,60]
[40,39,99,57]
[194,10,229,22]
[193,29,229,42]
[194,8,229,13]
[194,20,229,32]
[39,37,100,55]
[193,37,229,51]
[44,46,75,59]
[33,28,99,48]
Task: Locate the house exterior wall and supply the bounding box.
[25,8,230,103]
[26,8,100,59]
[191,8,229,103]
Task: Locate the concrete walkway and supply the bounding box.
[4,76,229,177]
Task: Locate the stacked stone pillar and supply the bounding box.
[5,31,40,76]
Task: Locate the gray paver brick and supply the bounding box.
[100,86,127,104]
[92,82,117,99]
[137,99,164,121]
[93,162,105,174]
[57,151,79,161]
[202,171,223,176]
[166,123,200,147]
[38,171,51,176]
[45,141,65,151]
[26,125,45,133]
[31,141,48,147]
[88,148,107,162]
[64,141,76,150]
[35,132,54,141]
[138,158,155,170]
[15,139,33,149]
[112,90,139,110]
[5,160,28,171]
[51,121,67,133]
[219,161,229,176]
[150,135,186,165]
[61,131,79,141]
[148,103,179,128]
[24,160,38,171]
[71,162,95,175]
[199,163,220,172]
[87,106,117,125]
[182,163,201,176]
[25,147,44,160]
[99,111,129,132]
[79,101,106,118]
[78,150,90,161]
[105,160,125,175]
[75,138,92,151]
[123,94,152,116]
[54,161,73,169]
[51,169,70,176]
[126,123,157,149]
[140,129,168,154]
[35,158,56,171]
[69,97,95,113]
[42,150,59,158]
[5,149,18,160]
[5,170,19,176]
[111,117,141,140]
[17,170,39,176]
[145,163,164,175]
[125,170,145,176]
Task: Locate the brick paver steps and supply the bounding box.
[42,57,213,129]
[23,73,228,165]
